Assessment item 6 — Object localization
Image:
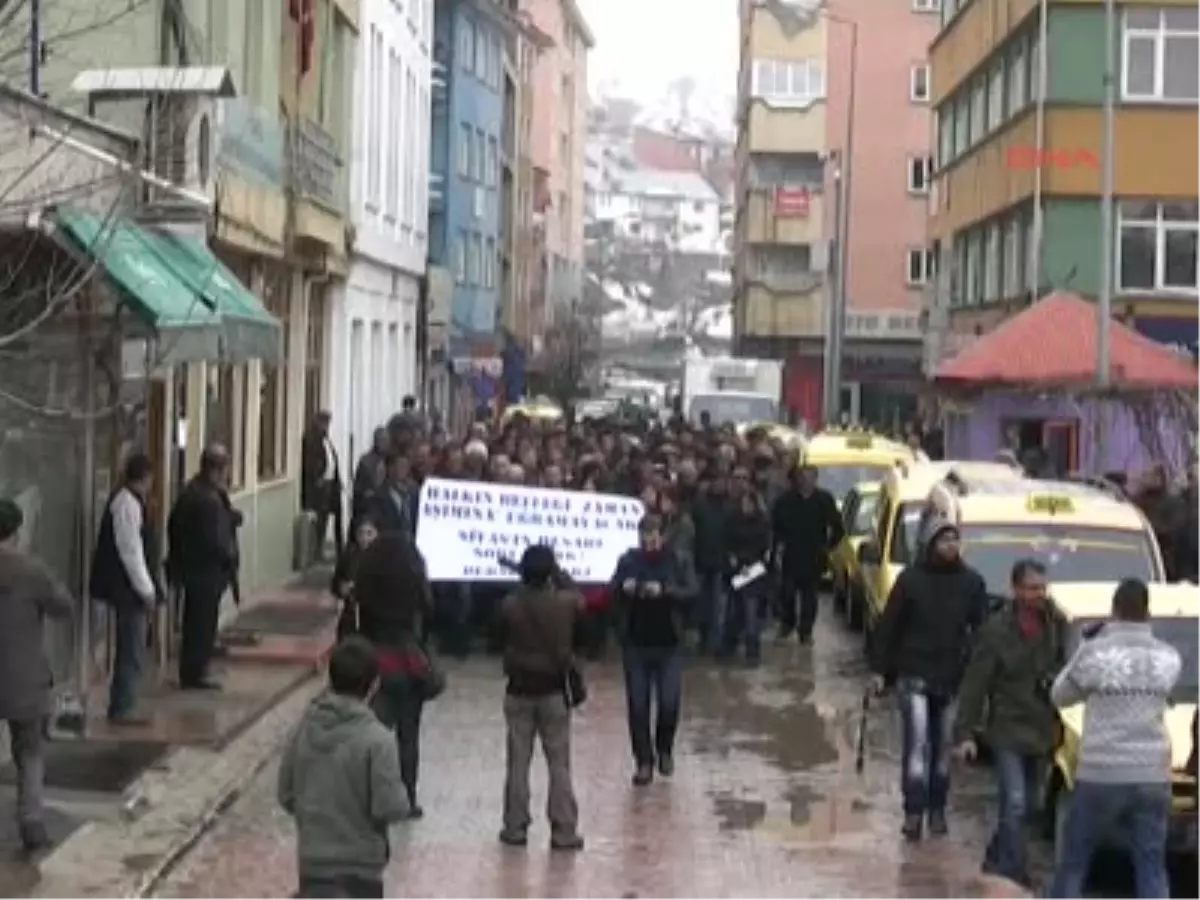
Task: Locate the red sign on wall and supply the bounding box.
[1006,147,1101,171]
[774,187,811,218]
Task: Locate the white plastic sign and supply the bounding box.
[415,478,644,583]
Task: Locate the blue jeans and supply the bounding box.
[1048,780,1171,899]
[107,604,147,719]
[696,571,726,652]
[983,749,1044,884]
[722,585,763,661]
[623,646,683,766]
[897,679,956,816]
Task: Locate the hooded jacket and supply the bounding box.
[277,692,409,880]
[611,547,697,648]
[871,515,988,695]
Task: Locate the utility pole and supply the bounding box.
[28,0,40,95]
[1097,0,1116,389]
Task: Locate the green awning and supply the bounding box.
[52,207,223,364]
[50,207,281,365]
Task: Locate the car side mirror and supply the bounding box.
[858,542,881,566]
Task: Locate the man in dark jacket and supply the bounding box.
[871,515,988,841]
[691,478,731,653]
[90,452,161,723]
[770,464,844,644]
[953,559,1065,888]
[612,514,697,786]
[301,411,343,560]
[351,428,390,536]
[168,444,238,690]
[370,453,417,537]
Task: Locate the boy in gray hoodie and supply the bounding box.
[278,637,409,898]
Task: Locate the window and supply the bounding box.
[484,238,495,289]
[750,58,826,106]
[1009,40,1028,112]
[458,123,471,177]
[969,77,986,145]
[467,232,482,284]
[1004,215,1025,297]
[906,248,932,285]
[937,109,953,164]
[491,36,504,89]
[304,286,327,426]
[385,50,400,221]
[907,155,933,193]
[206,364,248,491]
[1118,201,1200,293]
[983,222,1001,302]
[953,95,969,156]
[986,62,1005,131]
[912,0,940,11]
[1123,8,1199,102]
[405,68,417,228]
[459,18,474,71]
[454,231,467,283]
[910,64,930,102]
[258,271,289,481]
[473,129,485,182]
[366,27,382,208]
[941,0,958,26]
[964,231,981,305]
[474,25,487,77]
[486,136,498,187]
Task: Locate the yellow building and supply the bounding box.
[734,0,830,356]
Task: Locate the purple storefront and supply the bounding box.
[935,293,1197,478]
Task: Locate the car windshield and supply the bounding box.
[1066,618,1198,704]
[960,525,1158,594]
[816,464,893,503]
[688,394,777,426]
[851,493,880,535]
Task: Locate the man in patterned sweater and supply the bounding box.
[1047,578,1182,899]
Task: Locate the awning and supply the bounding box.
[50,207,281,365]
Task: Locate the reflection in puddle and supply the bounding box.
[711,792,767,831]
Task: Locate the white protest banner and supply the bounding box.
[415,477,645,583]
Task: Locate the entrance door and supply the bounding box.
[1043,420,1080,476]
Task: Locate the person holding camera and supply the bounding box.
[611,514,697,786]
[952,559,1066,889]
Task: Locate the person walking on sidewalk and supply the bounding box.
[0,499,74,853]
[353,530,437,818]
[331,514,379,642]
[90,452,162,724]
[1047,578,1182,899]
[301,410,344,561]
[167,444,238,691]
[612,513,697,786]
[953,559,1065,888]
[278,637,409,899]
[870,515,988,842]
[497,544,585,851]
[770,464,844,645]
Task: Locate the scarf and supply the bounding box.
[1015,600,1044,640]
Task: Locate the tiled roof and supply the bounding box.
[934,291,1198,390]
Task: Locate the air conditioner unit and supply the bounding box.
[149,93,223,221]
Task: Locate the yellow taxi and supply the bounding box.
[856,461,1028,636]
[1045,582,1197,859]
[802,429,916,508]
[501,397,564,426]
[830,480,881,625]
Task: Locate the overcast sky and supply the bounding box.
[577,0,737,104]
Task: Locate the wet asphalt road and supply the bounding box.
[148,604,1041,898]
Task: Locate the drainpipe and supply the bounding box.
[1029,0,1049,301]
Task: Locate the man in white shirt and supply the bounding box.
[89,453,159,724]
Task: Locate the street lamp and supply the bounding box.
[820,12,859,425]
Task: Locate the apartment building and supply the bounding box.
[332,0,432,472]
[521,0,593,330]
[926,0,1199,364]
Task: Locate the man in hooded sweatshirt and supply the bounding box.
[870,515,988,841]
[278,637,409,898]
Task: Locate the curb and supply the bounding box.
[33,674,322,899]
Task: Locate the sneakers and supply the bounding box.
[927,808,948,836]
[498,829,528,847]
[632,763,654,786]
[901,813,923,842]
[657,754,675,777]
[550,834,585,852]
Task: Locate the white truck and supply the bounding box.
[680,356,784,427]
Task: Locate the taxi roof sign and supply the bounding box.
[1026,493,1075,515]
[844,433,874,450]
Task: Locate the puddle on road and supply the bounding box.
[709,786,874,842]
[711,792,767,831]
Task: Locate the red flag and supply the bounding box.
[297,0,315,76]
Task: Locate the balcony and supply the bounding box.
[741,186,825,245]
[744,103,825,155]
[290,118,343,214]
[740,282,826,338]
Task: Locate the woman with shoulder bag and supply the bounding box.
[353,531,443,819]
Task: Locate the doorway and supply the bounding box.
[1001,417,1079,477]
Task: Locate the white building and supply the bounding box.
[592,169,723,255]
[329,0,432,468]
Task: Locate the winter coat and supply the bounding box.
[610,547,697,649]
[0,547,73,721]
[770,487,845,577]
